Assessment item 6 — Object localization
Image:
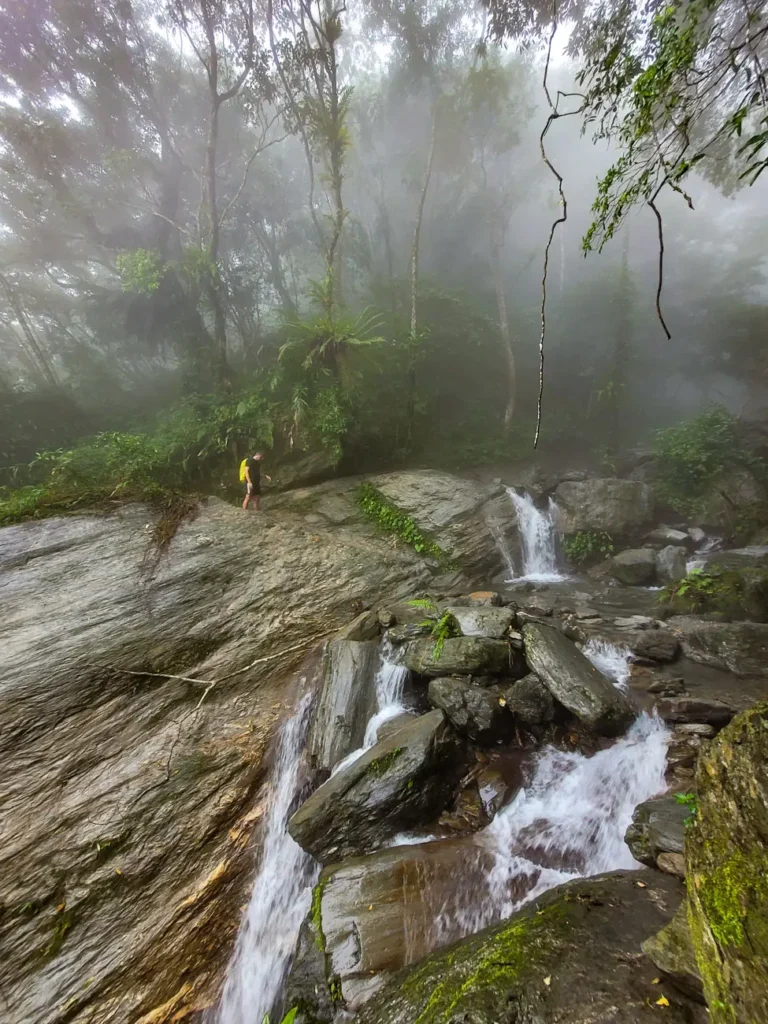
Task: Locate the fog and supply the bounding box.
[0,0,766,484]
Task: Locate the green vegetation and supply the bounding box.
[562,531,614,565]
[262,1009,298,1024]
[675,792,698,826]
[309,878,328,953]
[365,747,404,777]
[653,407,764,519]
[424,611,461,658]
[661,564,768,621]
[40,907,76,961]
[357,484,450,562]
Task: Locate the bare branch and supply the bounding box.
[648,192,672,340]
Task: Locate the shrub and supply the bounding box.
[563,530,614,565]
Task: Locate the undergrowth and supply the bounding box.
[563,530,614,565]
[357,483,450,562]
[424,610,460,657]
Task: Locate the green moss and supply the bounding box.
[400,901,567,1023]
[39,907,76,961]
[310,878,328,953]
[365,747,404,777]
[328,974,343,1004]
[356,484,451,564]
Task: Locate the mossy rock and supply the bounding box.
[662,561,768,623]
[686,702,768,1023]
[355,870,704,1024]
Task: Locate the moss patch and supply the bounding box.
[365,747,404,778]
[310,878,328,953]
[356,483,451,563]
[661,564,768,622]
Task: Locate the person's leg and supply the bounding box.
[254,493,261,511]
[242,483,252,510]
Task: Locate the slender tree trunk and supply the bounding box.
[205,98,229,381]
[325,35,344,312]
[406,108,437,447]
[607,229,632,455]
[0,274,59,388]
[492,228,516,433]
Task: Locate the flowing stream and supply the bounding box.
[216,693,317,1024]
[583,638,635,690]
[507,489,567,582]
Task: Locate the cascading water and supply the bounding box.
[331,641,410,776]
[507,489,567,582]
[216,692,317,1024]
[582,638,635,690]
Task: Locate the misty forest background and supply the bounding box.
[1,0,767,524]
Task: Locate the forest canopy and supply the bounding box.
[0,0,766,517]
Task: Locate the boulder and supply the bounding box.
[523,622,635,735]
[611,548,658,586]
[647,526,694,548]
[658,852,686,877]
[686,703,768,1023]
[445,605,515,639]
[502,673,556,725]
[290,836,489,1014]
[400,636,511,678]
[655,697,733,727]
[663,555,768,622]
[0,494,442,1024]
[554,478,654,535]
[696,466,767,529]
[271,445,337,491]
[355,870,705,1024]
[614,614,657,629]
[625,795,689,867]
[657,545,688,583]
[307,639,379,771]
[427,677,511,742]
[618,628,681,663]
[288,711,467,863]
[668,617,768,675]
[642,903,704,1001]
[376,712,418,742]
[387,622,432,644]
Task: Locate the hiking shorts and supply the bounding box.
[245,482,260,495]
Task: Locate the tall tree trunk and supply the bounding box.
[492,228,516,433]
[205,98,229,381]
[406,108,437,448]
[607,229,632,456]
[325,32,344,312]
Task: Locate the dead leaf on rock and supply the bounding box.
[656,995,670,1007]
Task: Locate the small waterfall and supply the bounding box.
[687,534,722,573]
[582,638,635,690]
[217,693,317,1024]
[439,713,669,938]
[331,641,410,776]
[507,489,566,582]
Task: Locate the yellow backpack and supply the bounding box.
[238,457,248,483]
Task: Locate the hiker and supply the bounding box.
[241,452,271,511]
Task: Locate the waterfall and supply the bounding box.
[507,489,566,582]
[582,638,635,690]
[441,712,669,938]
[217,693,317,1024]
[331,641,410,776]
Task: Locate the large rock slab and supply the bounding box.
[686,703,768,1023]
[307,639,379,771]
[444,605,515,639]
[625,795,689,867]
[611,547,658,585]
[555,478,654,535]
[668,616,768,675]
[0,483,459,1024]
[427,676,511,742]
[288,711,467,863]
[523,622,635,735]
[355,870,705,1024]
[400,636,511,677]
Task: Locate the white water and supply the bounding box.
[217,693,317,1024]
[687,534,722,573]
[583,638,635,690]
[439,712,669,937]
[331,643,410,776]
[507,489,567,582]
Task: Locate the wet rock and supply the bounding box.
[675,723,716,738]
[387,622,432,644]
[439,782,490,833]
[657,852,686,877]
[335,609,381,642]
[476,766,512,816]
[521,594,554,616]
[355,870,704,1024]
[647,526,694,548]
[688,527,707,545]
[523,622,635,735]
[655,697,734,727]
[618,628,680,663]
[445,605,515,638]
[466,590,504,607]
[614,614,657,629]
[611,548,658,586]
[283,914,334,1024]
[400,636,511,678]
[669,616,768,675]
[648,677,686,695]
[288,711,467,863]
[307,640,379,771]
[657,545,688,583]
[554,478,655,535]
[297,836,490,1012]
[0,494,443,1024]
[502,673,555,726]
[642,903,704,1002]
[686,703,768,1022]
[625,796,688,867]
[377,608,395,628]
[427,676,510,743]
[376,712,418,742]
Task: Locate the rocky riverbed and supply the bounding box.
[2,468,767,1024]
